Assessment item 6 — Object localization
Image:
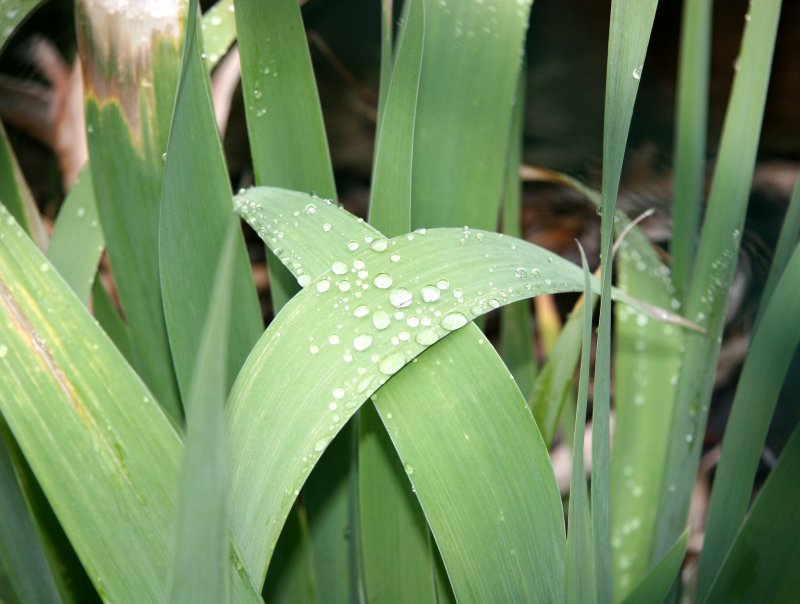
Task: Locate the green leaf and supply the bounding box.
[47,164,103,305]
[621,529,688,604]
[168,223,239,603]
[611,220,683,599]
[235,0,336,311]
[0,0,44,53]
[0,122,46,249]
[159,0,261,403]
[0,427,61,604]
[651,0,783,560]
[565,246,596,604]
[670,0,712,298]
[597,2,659,600]
[77,0,183,420]
[91,277,133,364]
[229,187,602,598]
[411,0,532,229]
[0,208,259,603]
[696,242,800,599]
[201,0,236,70]
[703,424,800,603]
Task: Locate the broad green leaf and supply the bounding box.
[652,0,782,560]
[0,426,60,603]
[235,0,336,310]
[704,424,800,603]
[0,122,46,249]
[411,0,532,229]
[168,223,238,604]
[0,0,43,53]
[598,1,660,599]
[500,68,537,400]
[621,529,688,604]
[565,246,596,604]
[611,220,683,599]
[47,164,103,304]
[201,0,236,70]
[230,188,578,600]
[361,1,437,601]
[77,0,182,420]
[0,208,259,603]
[670,0,712,298]
[159,0,261,402]
[696,242,800,599]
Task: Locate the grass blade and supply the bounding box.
[235,0,336,310]
[597,3,659,600]
[0,0,44,52]
[566,245,596,604]
[411,0,531,229]
[47,164,103,304]
[159,0,262,402]
[671,0,712,297]
[696,242,800,599]
[168,223,238,604]
[651,0,783,559]
[0,208,262,602]
[703,424,800,603]
[91,277,133,364]
[0,122,46,249]
[201,0,236,70]
[621,529,688,604]
[77,0,182,420]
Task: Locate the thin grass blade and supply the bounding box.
[696,242,800,599]
[0,122,46,249]
[168,223,239,604]
[47,164,103,304]
[703,424,800,603]
[90,277,133,364]
[565,245,596,604]
[597,3,659,600]
[651,0,783,559]
[621,529,688,604]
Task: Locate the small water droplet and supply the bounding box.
[453,288,464,299]
[420,285,441,302]
[379,352,406,375]
[404,464,414,475]
[632,65,643,80]
[332,387,345,399]
[353,334,373,351]
[328,402,338,411]
[415,329,438,345]
[298,274,311,288]
[372,311,391,330]
[322,222,332,232]
[0,344,7,358]
[515,267,527,279]
[373,273,393,289]
[370,238,388,252]
[332,261,348,275]
[354,305,370,318]
[40,263,49,272]
[314,438,328,452]
[309,345,320,354]
[436,279,449,290]
[328,334,340,345]
[316,279,331,293]
[390,252,401,263]
[347,240,359,251]
[305,204,317,215]
[338,281,352,292]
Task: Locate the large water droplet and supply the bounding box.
[379,352,406,375]
[389,288,413,308]
[373,273,393,289]
[441,312,467,331]
[370,238,388,252]
[354,305,370,318]
[332,261,348,275]
[415,329,438,346]
[316,279,331,293]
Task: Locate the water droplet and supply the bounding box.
[515,267,527,279]
[632,65,643,80]
[441,312,467,331]
[372,311,391,330]
[373,273,393,289]
[76,207,86,218]
[390,252,401,263]
[415,329,438,345]
[328,334,340,345]
[389,288,413,308]
[322,222,332,232]
[370,238,388,252]
[298,274,311,288]
[0,344,7,358]
[309,345,320,354]
[436,279,449,290]
[331,261,348,275]
[316,279,331,293]
[161,152,168,161]
[40,263,49,272]
[353,334,373,351]
[314,438,328,452]
[404,464,414,475]
[379,352,406,375]
[347,240,359,251]
[453,288,464,299]
[305,203,317,215]
[398,330,410,341]
[406,316,420,328]
[328,402,338,411]
[354,305,370,318]
[332,387,345,399]
[338,281,352,292]
[421,285,441,302]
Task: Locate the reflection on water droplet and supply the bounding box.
[421,286,441,302]
[441,312,467,331]
[372,311,391,330]
[389,288,413,308]
[373,273,393,289]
